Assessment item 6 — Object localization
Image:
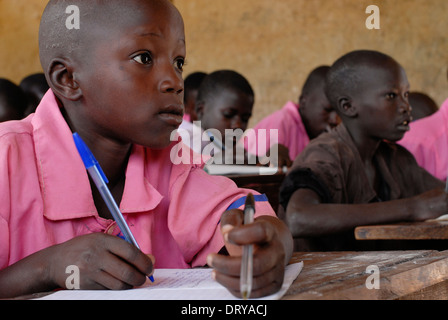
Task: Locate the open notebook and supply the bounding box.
[37,262,303,300]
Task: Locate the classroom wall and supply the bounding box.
[175,0,448,125]
[1,0,447,126]
[0,0,47,83]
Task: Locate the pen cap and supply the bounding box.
[73,133,109,183]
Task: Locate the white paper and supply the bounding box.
[36,262,303,300]
[426,214,448,221]
[204,164,286,176]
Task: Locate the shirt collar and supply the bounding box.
[335,123,400,202]
[32,91,162,221]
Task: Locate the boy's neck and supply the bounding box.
[89,144,131,220]
[346,125,381,161]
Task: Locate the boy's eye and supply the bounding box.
[175,58,185,71]
[386,93,397,99]
[222,111,236,119]
[133,52,152,65]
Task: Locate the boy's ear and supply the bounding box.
[338,97,357,117]
[47,58,82,101]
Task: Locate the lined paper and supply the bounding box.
[37,262,303,300]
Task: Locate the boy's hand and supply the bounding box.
[207,209,287,299]
[412,188,448,221]
[45,233,154,291]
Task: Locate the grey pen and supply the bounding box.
[240,193,255,300]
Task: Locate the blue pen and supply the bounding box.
[73,133,154,283]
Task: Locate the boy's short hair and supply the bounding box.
[185,72,207,92]
[196,70,254,106]
[325,50,395,109]
[301,66,330,96]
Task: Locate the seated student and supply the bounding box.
[20,73,50,117]
[194,70,256,165]
[0,0,293,299]
[279,50,447,252]
[408,91,438,121]
[399,97,448,181]
[179,70,260,165]
[245,66,340,163]
[0,79,28,122]
[183,71,207,122]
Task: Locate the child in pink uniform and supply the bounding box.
[0,0,293,299]
[245,66,340,162]
[280,50,446,252]
[399,98,448,182]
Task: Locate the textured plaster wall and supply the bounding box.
[1,0,447,126]
[174,0,448,125]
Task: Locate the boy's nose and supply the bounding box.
[399,98,412,114]
[230,116,243,130]
[159,68,183,95]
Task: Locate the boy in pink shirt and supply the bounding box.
[0,0,293,299]
[398,98,448,182]
[245,66,340,162]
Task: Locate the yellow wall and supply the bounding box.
[0,0,47,83]
[1,0,447,126]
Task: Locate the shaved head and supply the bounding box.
[301,65,330,96]
[39,0,178,82]
[325,50,400,110]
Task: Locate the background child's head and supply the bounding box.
[0,79,28,122]
[326,50,412,142]
[184,72,207,122]
[39,0,185,149]
[298,65,340,139]
[20,73,50,116]
[196,70,254,146]
[408,91,438,121]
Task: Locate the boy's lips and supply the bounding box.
[158,104,184,126]
[396,118,411,131]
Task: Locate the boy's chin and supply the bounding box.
[385,133,405,143]
[147,140,173,150]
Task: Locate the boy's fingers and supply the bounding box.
[210,255,284,299]
[227,221,275,246]
[100,253,148,288]
[103,235,154,277]
[220,209,244,229]
[208,253,241,276]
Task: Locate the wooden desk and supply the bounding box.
[283,250,448,300]
[355,220,448,240]
[229,173,285,213]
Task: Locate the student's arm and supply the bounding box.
[285,187,448,238]
[0,233,154,299]
[207,210,294,299]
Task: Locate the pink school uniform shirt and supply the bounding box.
[0,91,276,271]
[398,98,448,181]
[245,101,310,161]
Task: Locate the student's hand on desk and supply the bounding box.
[410,188,448,221]
[207,209,287,299]
[44,233,154,291]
